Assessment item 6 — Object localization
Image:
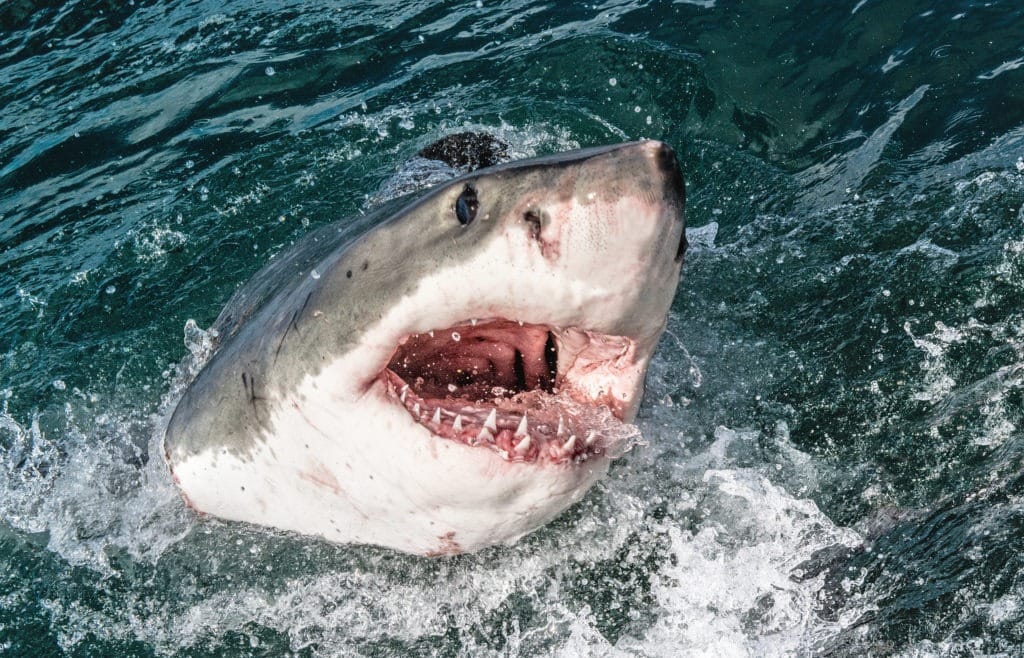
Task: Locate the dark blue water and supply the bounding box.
[3,1,1024,655]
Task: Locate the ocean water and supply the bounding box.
[3,0,1024,655]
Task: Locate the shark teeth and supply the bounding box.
[387,372,608,465]
[484,409,497,433]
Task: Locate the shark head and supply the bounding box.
[164,139,686,555]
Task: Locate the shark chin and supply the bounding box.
[163,139,686,556]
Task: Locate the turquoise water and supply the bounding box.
[3,0,1024,655]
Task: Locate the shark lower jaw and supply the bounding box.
[378,318,646,465]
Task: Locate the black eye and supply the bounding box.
[455,184,479,226]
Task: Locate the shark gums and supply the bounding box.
[163,140,686,555]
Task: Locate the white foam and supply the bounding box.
[616,470,859,656]
[686,221,719,251]
[905,314,1024,447]
[0,399,192,574]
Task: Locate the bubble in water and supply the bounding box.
[608,77,617,86]
[185,159,194,169]
[183,319,218,363]
[105,285,116,294]
[52,379,66,390]
[310,269,321,280]
[265,66,276,76]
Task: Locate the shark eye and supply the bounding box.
[455,185,479,226]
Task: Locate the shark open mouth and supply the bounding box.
[381,319,642,464]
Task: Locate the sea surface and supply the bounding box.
[3,1,1024,655]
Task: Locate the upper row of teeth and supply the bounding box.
[399,384,590,455]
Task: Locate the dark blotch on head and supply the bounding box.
[418,132,509,171]
[346,270,353,278]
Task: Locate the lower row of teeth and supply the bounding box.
[397,384,592,460]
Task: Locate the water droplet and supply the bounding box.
[452,331,461,342]
[310,269,321,280]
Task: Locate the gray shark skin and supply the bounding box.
[164,140,686,555]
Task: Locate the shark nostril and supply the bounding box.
[523,209,543,239]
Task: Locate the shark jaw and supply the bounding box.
[164,139,686,556]
[381,319,645,465]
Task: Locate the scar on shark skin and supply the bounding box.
[299,462,343,496]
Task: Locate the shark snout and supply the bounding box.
[649,140,686,211]
[639,140,687,263]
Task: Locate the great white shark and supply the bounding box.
[163,139,686,555]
